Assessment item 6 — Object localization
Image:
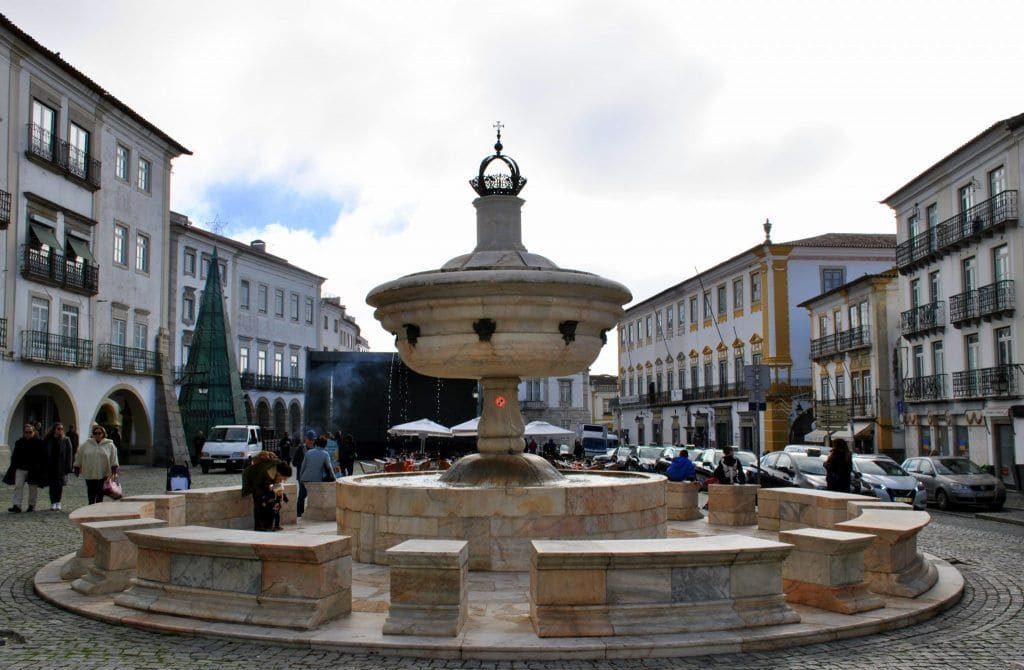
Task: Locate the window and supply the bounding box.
[304,297,314,324]
[655,311,663,339]
[703,361,712,388]
[820,377,831,402]
[525,379,543,402]
[183,248,196,276]
[323,315,328,329]
[733,278,743,309]
[717,285,727,316]
[67,122,90,180]
[734,353,743,386]
[965,334,979,371]
[931,341,944,375]
[257,285,268,313]
[959,184,973,215]
[257,350,267,375]
[689,297,698,323]
[181,333,191,365]
[718,359,728,386]
[690,365,699,389]
[818,314,828,337]
[912,345,924,377]
[290,353,299,377]
[962,257,976,293]
[993,245,1009,283]
[111,318,126,347]
[60,304,79,339]
[926,203,939,247]
[703,291,712,319]
[274,351,284,377]
[750,272,762,304]
[239,346,249,372]
[835,373,846,400]
[182,292,195,322]
[910,278,921,309]
[133,323,148,350]
[862,371,872,402]
[821,268,845,293]
[274,289,284,317]
[996,327,1012,366]
[990,166,1007,209]
[31,99,56,156]
[752,351,762,367]
[928,271,941,303]
[907,213,920,239]
[666,369,673,391]
[289,293,299,321]
[137,157,151,192]
[135,233,150,273]
[645,315,652,340]
[239,280,250,310]
[334,319,339,333]
[677,301,685,326]
[678,365,685,390]
[113,224,128,266]
[666,306,673,333]
[115,144,130,181]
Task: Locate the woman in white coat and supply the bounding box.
[73,425,119,504]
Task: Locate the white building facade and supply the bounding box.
[168,214,325,442]
[617,230,895,453]
[320,296,368,352]
[0,16,189,463]
[885,113,1024,490]
[518,372,591,431]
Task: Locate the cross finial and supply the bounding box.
[493,120,504,154]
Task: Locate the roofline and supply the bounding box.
[1,13,192,156]
[796,267,898,309]
[170,212,326,283]
[881,112,1024,205]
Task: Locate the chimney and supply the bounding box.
[251,239,266,253]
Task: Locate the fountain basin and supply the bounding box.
[337,470,667,571]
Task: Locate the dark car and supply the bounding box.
[694,448,758,488]
[902,456,1007,511]
[758,451,827,490]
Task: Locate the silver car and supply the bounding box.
[901,456,1007,511]
[852,455,927,510]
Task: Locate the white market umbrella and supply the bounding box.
[523,421,576,438]
[387,418,452,453]
[450,417,480,437]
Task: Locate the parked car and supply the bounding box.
[694,448,758,488]
[901,456,1007,511]
[629,446,667,472]
[851,455,927,509]
[783,444,831,457]
[597,446,637,471]
[198,424,263,473]
[655,446,697,473]
[590,447,618,466]
[758,451,827,490]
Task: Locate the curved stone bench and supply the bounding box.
[707,484,758,525]
[302,481,337,522]
[61,501,156,580]
[779,527,884,614]
[114,525,351,629]
[529,536,799,637]
[666,481,702,521]
[757,488,873,532]
[121,494,186,526]
[845,500,913,519]
[179,483,298,529]
[836,509,937,598]
[72,518,168,595]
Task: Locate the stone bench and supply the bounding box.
[122,495,186,526]
[845,500,913,519]
[757,488,872,532]
[666,481,702,521]
[836,509,937,598]
[72,518,168,595]
[302,481,337,522]
[707,484,758,526]
[779,528,884,614]
[529,536,799,637]
[179,483,298,529]
[384,539,468,637]
[61,501,156,580]
[114,525,351,629]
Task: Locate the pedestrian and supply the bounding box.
[527,438,538,454]
[297,435,335,518]
[43,422,74,511]
[67,425,79,459]
[666,448,696,482]
[278,434,292,462]
[242,451,291,531]
[573,439,585,461]
[192,430,206,466]
[73,425,119,505]
[825,439,853,493]
[4,423,46,512]
[338,434,357,477]
[292,430,314,474]
[713,445,746,485]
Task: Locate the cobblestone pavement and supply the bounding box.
[2,466,1023,670]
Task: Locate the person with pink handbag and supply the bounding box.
[72,425,119,505]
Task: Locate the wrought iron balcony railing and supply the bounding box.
[896,190,1019,272]
[0,317,6,349]
[837,325,870,352]
[20,330,93,368]
[949,279,1014,326]
[810,333,838,360]
[0,189,10,229]
[97,344,160,375]
[952,365,1021,399]
[902,374,947,402]
[26,124,101,189]
[817,396,876,418]
[21,245,99,296]
[239,372,304,392]
[901,301,946,338]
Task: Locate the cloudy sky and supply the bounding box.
[9,1,1024,374]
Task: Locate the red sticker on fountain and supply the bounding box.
[494,396,507,408]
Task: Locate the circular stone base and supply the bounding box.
[337,470,667,571]
[438,453,565,487]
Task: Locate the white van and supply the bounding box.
[199,425,263,473]
[579,423,619,457]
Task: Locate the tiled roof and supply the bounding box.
[0,13,191,156]
[781,233,896,249]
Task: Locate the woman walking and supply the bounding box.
[73,425,119,505]
[43,422,74,511]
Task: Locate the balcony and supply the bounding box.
[621,383,748,408]
[949,280,1015,327]
[239,372,304,392]
[901,301,946,339]
[0,318,5,349]
[26,124,101,190]
[97,344,160,375]
[902,374,947,402]
[21,245,99,296]
[896,190,1019,273]
[0,189,10,229]
[811,326,870,361]
[20,330,93,368]
[952,365,1022,399]
[810,333,838,360]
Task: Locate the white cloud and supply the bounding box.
[9,0,1024,377]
